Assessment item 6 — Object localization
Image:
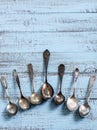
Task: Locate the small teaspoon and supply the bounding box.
[79,76,96,117]
[28,64,43,105]
[54,64,65,105]
[41,49,54,99]
[13,70,30,110]
[1,76,18,116]
[67,68,79,111]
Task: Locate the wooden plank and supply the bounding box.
[0,32,97,53]
[0,52,97,74]
[0,13,97,32]
[0,0,97,13]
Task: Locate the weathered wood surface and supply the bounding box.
[0,0,97,130]
[0,0,97,13]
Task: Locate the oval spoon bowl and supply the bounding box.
[67,97,78,111]
[79,103,91,117]
[30,92,43,105]
[41,82,54,99]
[19,98,30,110]
[7,102,18,115]
[54,93,65,105]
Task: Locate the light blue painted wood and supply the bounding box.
[0,0,97,13]
[0,32,97,53]
[0,0,97,130]
[0,13,97,32]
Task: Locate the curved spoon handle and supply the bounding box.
[58,64,65,92]
[73,68,79,96]
[86,76,96,103]
[1,76,11,102]
[13,70,23,97]
[43,49,50,82]
[28,64,35,92]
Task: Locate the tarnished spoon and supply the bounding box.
[28,64,43,104]
[41,49,54,99]
[54,64,65,105]
[79,76,96,117]
[13,70,30,110]
[67,68,79,111]
[1,76,18,115]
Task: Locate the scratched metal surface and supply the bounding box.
[0,0,97,130]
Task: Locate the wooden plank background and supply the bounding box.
[0,0,97,130]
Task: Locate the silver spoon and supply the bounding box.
[28,64,43,104]
[79,76,96,117]
[67,68,79,111]
[13,70,30,110]
[41,49,54,99]
[1,76,18,116]
[54,64,65,105]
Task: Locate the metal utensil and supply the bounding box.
[41,49,54,99]
[1,76,18,115]
[13,70,30,110]
[67,68,79,111]
[79,76,96,117]
[54,64,65,105]
[28,64,43,104]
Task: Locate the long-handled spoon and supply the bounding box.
[1,76,18,115]
[41,49,54,99]
[79,76,96,117]
[67,68,79,111]
[54,64,65,105]
[28,64,43,104]
[13,70,30,110]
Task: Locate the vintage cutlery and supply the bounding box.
[79,76,96,117]
[28,64,43,104]
[54,64,65,105]
[1,76,18,115]
[41,49,54,99]
[13,70,30,110]
[67,68,79,111]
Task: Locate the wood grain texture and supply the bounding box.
[0,13,97,32]
[0,0,97,130]
[0,0,97,13]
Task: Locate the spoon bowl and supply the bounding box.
[30,92,43,104]
[42,82,54,99]
[19,97,30,110]
[79,103,91,117]
[67,96,78,111]
[54,92,65,105]
[7,102,18,115]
